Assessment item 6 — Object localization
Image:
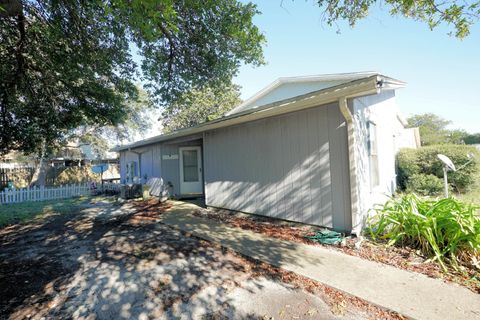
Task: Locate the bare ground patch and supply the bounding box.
[1,199,399,319]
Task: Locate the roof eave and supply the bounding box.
[377,75,407,90]
[112,75,392,152]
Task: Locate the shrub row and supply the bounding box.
[397,144,480,195]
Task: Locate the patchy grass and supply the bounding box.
[0,196,116,228]
[456,185,480,205]
[457,189,480,205]
[455,172,480,205]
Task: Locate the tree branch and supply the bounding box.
[158,22,176,81]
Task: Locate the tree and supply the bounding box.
[407,113,452,145]
[407,113,469,145]
[162,84,242,133]
[448,129,468,145]
[72,86,155,158]
[464,133,480,144]
[0,0,265,155]
[315,0,480,38]
[28,86,154,185]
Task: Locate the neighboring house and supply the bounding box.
[114,72,419,234]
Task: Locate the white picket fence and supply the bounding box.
[0,183,91,204]
[98,182,122,194]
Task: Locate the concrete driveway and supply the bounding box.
[0,199,369,320]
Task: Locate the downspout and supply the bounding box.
[339,97,360,234]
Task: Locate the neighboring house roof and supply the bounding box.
[113,72,405,152]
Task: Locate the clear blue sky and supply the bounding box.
[234,1,480,133]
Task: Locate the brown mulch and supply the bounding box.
[192,209,315,243]
[191,208,480,294]
[127,199,172,224]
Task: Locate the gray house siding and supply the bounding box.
[204,102,352,231]
[119,145,162,184]
[160,138,203,197]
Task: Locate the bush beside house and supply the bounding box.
[397,145,480,195]
[405,173,445,196]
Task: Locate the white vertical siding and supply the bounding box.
[351,90,402,233]
[204,102,352,231]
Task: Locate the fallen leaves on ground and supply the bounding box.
[127,199,172,224]
[192,207,480,294]
[229,250,403,320]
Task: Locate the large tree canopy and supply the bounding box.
[316,0,479,38]
[0,0,264,155]
[407,113,471,145]
[72,86,155,158]
[162,83,241,133]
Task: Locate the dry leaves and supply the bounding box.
[192,207,480,294]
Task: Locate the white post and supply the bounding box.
[443,166,449,198]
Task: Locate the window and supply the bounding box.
[368,121,379,188]
[182,149,199,182]
[126,161,138,184]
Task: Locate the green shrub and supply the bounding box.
[406,174,444,196]
[397,144,480,193]
[367,194,480,271]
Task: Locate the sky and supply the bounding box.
[233,1,480,133]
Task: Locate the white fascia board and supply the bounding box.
[112,76,382,152]
[378,76,407,90]
[226,72,381,116]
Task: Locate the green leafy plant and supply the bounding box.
[406,174,444,196]
[367,194,480,271]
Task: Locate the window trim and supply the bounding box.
[367,120,380,189]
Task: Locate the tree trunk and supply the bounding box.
[30,141,48,186]
[0,0,23,18]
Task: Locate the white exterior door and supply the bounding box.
[179,146,203,195]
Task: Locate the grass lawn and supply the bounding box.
[456,184,480,206]
[455,173,480,206]
[0,196,116,228]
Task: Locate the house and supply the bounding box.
[113,72,419,234]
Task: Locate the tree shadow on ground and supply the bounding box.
[0,200,266,319]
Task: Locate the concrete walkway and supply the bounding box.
[159,200,480,320]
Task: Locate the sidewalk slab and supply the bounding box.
[159,200,480,320]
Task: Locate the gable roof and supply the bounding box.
[113,73,405,152]
[226,71,380,116]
